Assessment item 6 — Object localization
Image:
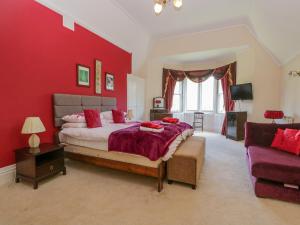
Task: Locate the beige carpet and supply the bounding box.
[0,132,299,225]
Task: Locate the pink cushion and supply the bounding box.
[84,109,102,128]
[112,109,125,123]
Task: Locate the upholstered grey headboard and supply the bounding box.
[53,94,117,127]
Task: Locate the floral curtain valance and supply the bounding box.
[165,62,234,84]
[163,62,236,99]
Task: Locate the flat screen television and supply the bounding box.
[230,83,253,100]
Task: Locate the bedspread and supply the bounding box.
[108,122,193,161]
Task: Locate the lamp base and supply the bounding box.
[28,134,40,148]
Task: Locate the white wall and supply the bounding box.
[143,26,282,127]
[127,75,145,120]
[281,56,300,122]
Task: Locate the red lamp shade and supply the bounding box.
[264,110,284,119]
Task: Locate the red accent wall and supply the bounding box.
[0,0,132,168]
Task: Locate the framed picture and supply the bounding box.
[95,60,102,94]
[153,97,165,109]
[106,73,114,91]
[77,64,90,87]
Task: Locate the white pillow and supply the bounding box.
[100,111,113,121]
[101,119,114,126]
[62,123,87,128]
[62,114,86,123]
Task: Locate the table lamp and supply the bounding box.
[264,110,284,124]
[127,109,134,121]
[21,117,46,148]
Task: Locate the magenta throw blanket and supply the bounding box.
[108,122,193,161]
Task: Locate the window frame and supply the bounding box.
[183,78,217,113]
[171,77,225,114]
[171,78,225,114]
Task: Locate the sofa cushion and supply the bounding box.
[281,129,300,155]
[248,146,300,185]
[271,129,300,155]
[271,128,284,149]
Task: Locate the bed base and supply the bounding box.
[65,152,166,192]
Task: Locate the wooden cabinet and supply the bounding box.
[15,144,66,189]
[226,111,247,141]
[150,109,173,121]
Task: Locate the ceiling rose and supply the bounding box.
[154,0,183,15]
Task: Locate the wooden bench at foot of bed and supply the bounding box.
[167,136,206,189]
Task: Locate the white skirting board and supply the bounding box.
[0,164,16,186]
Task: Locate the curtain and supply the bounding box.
[221,62,237,135]
[162,62,237,133]
[162,69,177,111]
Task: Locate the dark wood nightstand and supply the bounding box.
[15,144,66,189]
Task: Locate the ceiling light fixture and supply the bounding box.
[154,0,183,15]
[288,71,300,77]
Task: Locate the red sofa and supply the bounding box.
[245,122,300,204]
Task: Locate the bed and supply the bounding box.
[54,93,192,192]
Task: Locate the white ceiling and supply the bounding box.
[114,0,300,64]
[161,46,249,64]
[114,0,251,38]
[37,0,300,67]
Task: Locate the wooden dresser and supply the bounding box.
[150,109,173,121]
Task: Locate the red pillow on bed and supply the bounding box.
[112,109,125,123]
[84,109,102,128]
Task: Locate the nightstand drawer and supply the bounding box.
[36,158,64,178]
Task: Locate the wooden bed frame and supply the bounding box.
[53,94,166,192]
[65,151,165,192]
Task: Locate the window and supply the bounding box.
[171,77,225,113]
[217,80,225,113]
[201,77,214,111]
[186,79,199,111]
[171,81,183,112]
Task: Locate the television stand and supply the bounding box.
[226,111,247,141]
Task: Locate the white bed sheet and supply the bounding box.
[60,135,108,151]
[59,122,194,161]
[60,123,134,142]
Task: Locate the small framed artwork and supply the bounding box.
[106,73,114,91]
[95,60,102,94]
[153,97,165,109]
[77,64,90,87]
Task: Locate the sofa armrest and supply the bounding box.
[245,122,300,148]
